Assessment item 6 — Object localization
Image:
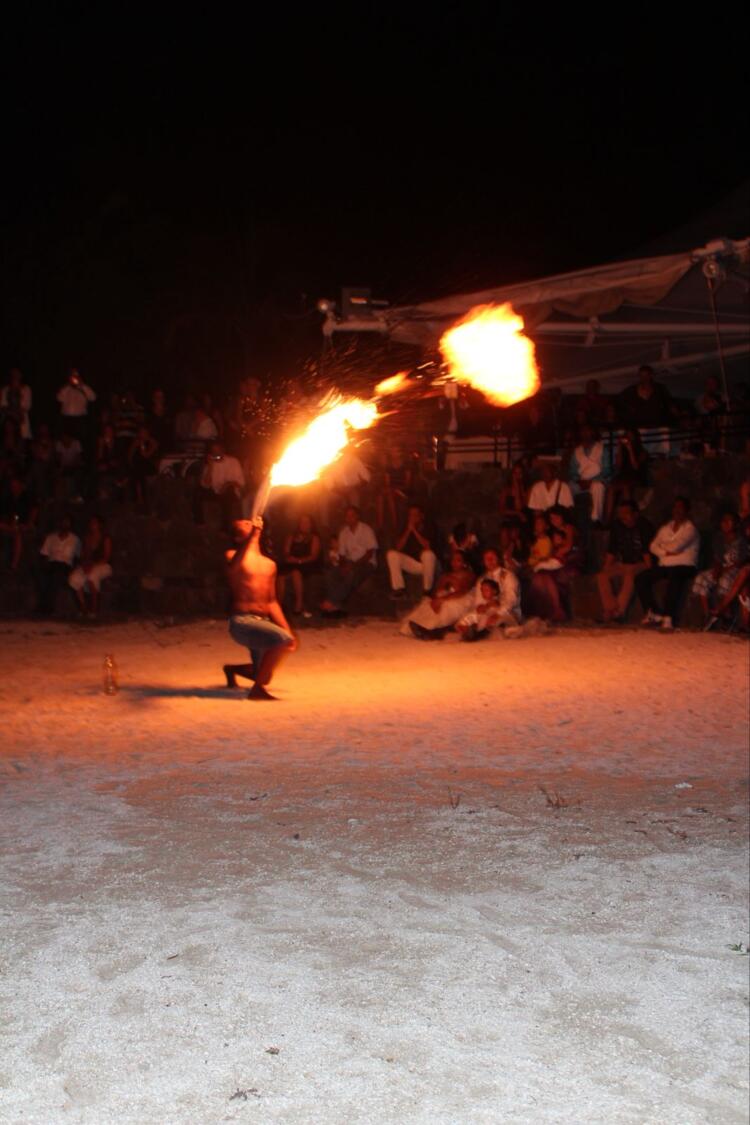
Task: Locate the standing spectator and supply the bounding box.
[376,445,412,533]
[596,500,653,623]
[321,447,371,531]
[276,514,322,618]
[127,424,160,505]
[618,365,674,455]
[56,368,96,452]
[568,424,611,525]
[635,497,700,631]
[68,516,113,617]
[0,475,37,570]
[319,505,378,615]
[35,514,80,615]
[578,379,609,428]
[112,389,144,456]
[1,417,25,479]
[527,460,574,513]
[146,388,172,451]
[201,393,224,439]
[695,375,726,417]
[386,504,438,600]
[498,460,530,529]
[606,428,649,522]
[1,368,32,440]
[517,395,557,455]
[693,512,747,627]
[28,423,57,503]
[174,394,197,451]
[193,441,245,525]
[95,422,126,500]
[187,403,219,457]
[55,431,84,502]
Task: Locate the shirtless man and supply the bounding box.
[223,517,297,700]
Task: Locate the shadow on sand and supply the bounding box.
[121,685,246,702]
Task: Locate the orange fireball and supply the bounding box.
[439,303,540,407]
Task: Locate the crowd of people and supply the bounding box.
[1,362,749,631]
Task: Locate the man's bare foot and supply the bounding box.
[223,663,255,688]
[247,683,276,701]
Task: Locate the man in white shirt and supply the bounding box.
[568,424,611,524]
[57,369,96,450]
[35,514,81,615]
[320,505,378,615]
[194,442,245,525]
[386,505,438,599]
[635,496,700,631]
[528,460,574,513]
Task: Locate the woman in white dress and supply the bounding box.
[400,549,476,638]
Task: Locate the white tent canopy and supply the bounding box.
[382,237,750,394]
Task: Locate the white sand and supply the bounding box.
[0,620,748,1124]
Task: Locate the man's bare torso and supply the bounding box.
[226,547,277,614]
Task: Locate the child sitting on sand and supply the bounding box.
[456,577,502,641]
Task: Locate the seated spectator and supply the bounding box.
[319,505,378,615]
[447,521,481,572]
[0,475,37,570]
[606,428,649,522]
[635,496,700,631]
[127,424,159,505]
[146,388,172,450]
[386,505,438,600]
[28,423,56,503]
[568,424,611,525]
[68,516,113,617]
[194,441,245,525]
[712,517,750,630]
[499,523,524,573]
[56,368,96,452]
[527,513,553,571]
[406,546,521,640]
[456,577,503,641]
[55,431,84,502]
[498,460,529,528]
[1,367,32,441]
[596,500,653,623]
[376,444,412,532]
[527,460,574,513]
[401,548,476,638]
[693,512,747,627]
[527,506,584,623]
[189,404,220,457]
[34,514,80,615]
[276,514,322,618]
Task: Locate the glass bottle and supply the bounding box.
[103,654,119,695]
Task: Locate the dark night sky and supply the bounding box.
[2,9,749,395]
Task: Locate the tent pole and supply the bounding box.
[705,275,732,411]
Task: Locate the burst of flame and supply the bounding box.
[374,371,409,397]
[270,395,379,488]
[439,303,540,407]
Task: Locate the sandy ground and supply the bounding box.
[0,619,748,1125]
